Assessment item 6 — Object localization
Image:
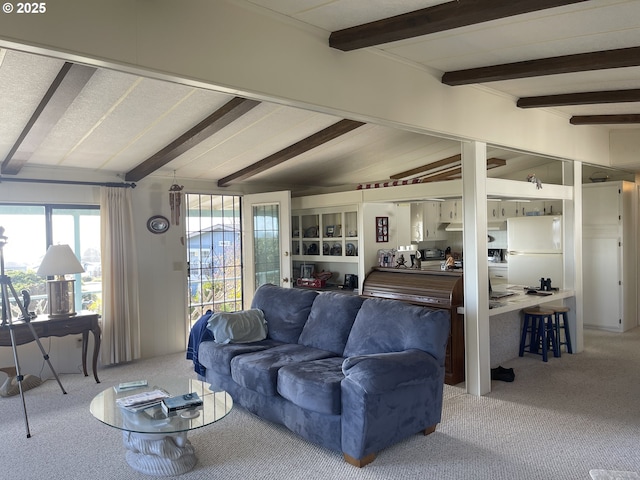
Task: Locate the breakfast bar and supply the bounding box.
[482,286,576,367]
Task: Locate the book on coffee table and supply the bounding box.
[161,392,203,415]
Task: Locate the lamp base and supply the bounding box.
[46,279,77,318]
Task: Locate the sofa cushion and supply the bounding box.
[230,344,334,396]
[298,293,364,355]
[198,339,283,376]
[343,297,451,362]
[207,309,268,344]
[251,284,318,343]
[278,357,345,415]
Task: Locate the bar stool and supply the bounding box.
[519,308,557,362]
[551,306,573,355]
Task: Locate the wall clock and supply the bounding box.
[147,215,170,234]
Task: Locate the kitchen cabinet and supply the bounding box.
[410,203,424,242]
[424,202,446,240]
[440,199,460,222]
[488,264,508,285]
[291,205,360,287]
[488,200,507,220]
[583,181,637,332]
[411,202,446,241]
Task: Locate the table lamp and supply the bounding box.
[37,244,85,318]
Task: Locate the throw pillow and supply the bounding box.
[207,309,268,344]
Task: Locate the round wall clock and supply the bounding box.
[147,215,170,234]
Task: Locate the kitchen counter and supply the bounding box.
[485,286,574,316]
[481,285,576,368]
[453,285,574,316]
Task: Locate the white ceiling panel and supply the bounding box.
[0,50,64,160]
[384,2,640,70]
[166,103,341,179]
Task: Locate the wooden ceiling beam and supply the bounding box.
[125,97,260,182]
[2,62,96,175]
[443,46,640,86]
[421,166,462,183]
[329,0,588,51]
[518,89,640,108]
[391,155,505,180]
[217,119,365,187]
[419,158,505,182]
[390,154,461,180]
[570,114,640,125]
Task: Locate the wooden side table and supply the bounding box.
[0,311,101,383]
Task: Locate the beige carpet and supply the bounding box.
[0,327,639,479]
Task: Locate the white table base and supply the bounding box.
[122,431,197,476]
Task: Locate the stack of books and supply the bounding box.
[161,392,203,415]
[116,389,170,412]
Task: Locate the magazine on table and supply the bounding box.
[116,389,170,412]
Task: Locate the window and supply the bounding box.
[0,204,101,318]
[186,194,242,326]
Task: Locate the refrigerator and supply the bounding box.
[507,215,563,288]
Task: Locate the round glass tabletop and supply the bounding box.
[90,376,233,435]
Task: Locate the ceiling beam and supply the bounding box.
[421,166,463,183]
[442,46,640,86]
[391,155,505,180]
[2,62,97,175]
[329,0,588,51]
[390,154,461,180]
[125,97,260,182]
[419,158,506,182]
[217,119,365,187]
[518,89,640,108]
[570,114,640,125]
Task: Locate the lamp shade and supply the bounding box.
[37,244,85,277]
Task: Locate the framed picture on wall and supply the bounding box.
[376,216,388,243]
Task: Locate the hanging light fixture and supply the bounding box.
[169,172,184,226]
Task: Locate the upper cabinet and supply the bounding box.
[440,199,460,222]
[490,200,562,218]
[411,202,446,241]
[487,200,505,219]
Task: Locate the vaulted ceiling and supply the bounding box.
[1,0,638,195]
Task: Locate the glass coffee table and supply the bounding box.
[90,376,232,476]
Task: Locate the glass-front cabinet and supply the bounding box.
[291,205,359,289]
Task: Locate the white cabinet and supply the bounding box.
[488,264,508,285]
[291,205,360,287]
[488,200,505,220]
[410,203,424,242]
[411,202,445,241]
[424,201,445,240]
[440,199,460,222]
[583,181,637,332]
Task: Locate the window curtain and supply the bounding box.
[100,187,140,365]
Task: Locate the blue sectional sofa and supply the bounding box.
[188,284,450,467]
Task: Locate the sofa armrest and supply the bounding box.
[342,349,441,394]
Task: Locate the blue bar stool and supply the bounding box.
[551,306,573,355]
[520,308,557,362]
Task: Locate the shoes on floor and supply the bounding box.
[491,366,515,382]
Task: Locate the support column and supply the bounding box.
[461,141,491,396]
[563,160,583,352]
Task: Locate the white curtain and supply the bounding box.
[100,187,140,365]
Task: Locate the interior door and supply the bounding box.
[242,191,292,307]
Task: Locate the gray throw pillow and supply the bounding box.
[207,309,268,344]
